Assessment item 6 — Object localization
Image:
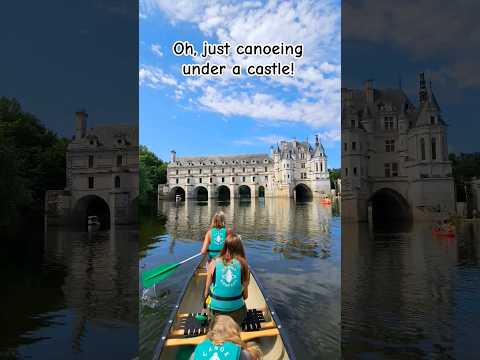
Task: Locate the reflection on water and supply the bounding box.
[140,198,341,360]
[342,220,480,359]
[1,227,138,359]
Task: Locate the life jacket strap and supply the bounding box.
[209,290,243,301]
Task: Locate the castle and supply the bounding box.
[341,73,455,223]
[160,136,331,201]
[46,110,139,227]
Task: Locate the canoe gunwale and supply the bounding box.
[152,253,206,360]
[151,256,297,360]
[249,266,297,360]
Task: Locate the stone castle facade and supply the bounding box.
[160,136,331,201]
[342,73,455,222]
[46,111,138,227]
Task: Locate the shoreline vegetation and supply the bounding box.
[0,97,67,234]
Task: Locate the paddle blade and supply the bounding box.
[141,263,179,288]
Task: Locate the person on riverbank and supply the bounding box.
[201,211,230,262]
[204,233,249,326]
[191,315,261,360]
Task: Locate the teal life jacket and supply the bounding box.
[208,227,227,259]
[209,258,244,312]
[193,339,241,360]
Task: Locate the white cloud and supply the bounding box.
[151,43,163,57]
[139,65,179,88]
[140,0,340,130]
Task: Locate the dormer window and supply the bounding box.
[430,116,435,125]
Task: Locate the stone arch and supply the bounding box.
[195,186,208,201]
[169,186,186,201]
[368,188,412,227]
[238,185,251,199]
[294,183,313,202]
[217,185,231,202]
[258,185,265,198]
[73,194,110,230]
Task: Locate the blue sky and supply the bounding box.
[140,0,341,168]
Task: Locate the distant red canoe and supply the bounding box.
[320,198,332,205]
[432,228,455,238]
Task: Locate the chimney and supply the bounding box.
[418,72,427,105]
[364,79,374,104]
[170,150,176,163]
[75,110,87,139]
[315,134,319,146]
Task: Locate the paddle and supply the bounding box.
[142,253,202,288]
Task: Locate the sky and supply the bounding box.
[0,0,138,137]
[342,0,480,155]
[139,0,341,168]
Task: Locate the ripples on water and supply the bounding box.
[140,198,341,360]
[342,221,480,359]
[1,227,138,359]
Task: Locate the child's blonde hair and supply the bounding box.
[210,211,225,229]
[208,315,262,359]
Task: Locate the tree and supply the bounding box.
[139,145,167,203]
[329,168,341,190]
[0,97,67,229]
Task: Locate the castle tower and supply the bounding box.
[75,110,87,140]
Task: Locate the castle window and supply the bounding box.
[222,177,225,183]
[287,164,289,168]
[252,176,255,182]
[288,174,290,179]
[176,169,179,175]
[199,178,202,183]
[431,137,437,160]
[242,176,246,182]
[420,138,426,160]
[385,139,395,152]
[253,167,255,172]
[345,168,348,176]
[344,142,347,152]
[114,176,120,188]
[384,116,394,130]
[199,169,202,174]
[392,163,398,176]
[316,163,319,172]
[265,176,268,181]
[187,178,190,184]
[210,168,213,174]
[232,177,235,182]
[430,116,435,125]
[264,159,268,163]
[188,169,191,175]
[301,163,305,168]
[265,166,268,172]
[232,168,235,173]
[222,168,225,173]
[352,141,356,151]
[351,119,356,128]
[88,177,94,189]
[353,167,357,176]
[243,167,246,172]
[176,178,179,184]
[88,155,94,168]
[384,163,391,177]
[117,155,122,166]
[320,162,323,172]
[209,177,212,183]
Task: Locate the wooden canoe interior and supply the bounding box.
[158,262,290,360]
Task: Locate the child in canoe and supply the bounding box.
[201,211,231,262]
[191,315,261,360]
[204,233,249,326]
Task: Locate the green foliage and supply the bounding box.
[329,168,341,190]
[0,97,67,228]
[139,145,167,204]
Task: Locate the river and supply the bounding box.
[342,220,480,359]
[139,198,341,359]
[1,226,138,359]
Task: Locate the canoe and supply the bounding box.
[153,256,295,360]
[432,228,455,238]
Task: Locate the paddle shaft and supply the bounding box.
[145,252,202,281]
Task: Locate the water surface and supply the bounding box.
[1,227,138,359]
[342,220,480,359]
[140,198,341,360]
